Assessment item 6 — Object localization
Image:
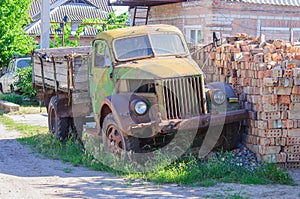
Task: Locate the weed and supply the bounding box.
[0,93,39,106]
[0,93,23,104]
[0,114,295,187]
[62,167,73,173]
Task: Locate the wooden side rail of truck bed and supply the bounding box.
[32,46,92,117]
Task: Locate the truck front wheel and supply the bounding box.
[48,96,70,141]
[102,113,140,156]
[215,122,241,151]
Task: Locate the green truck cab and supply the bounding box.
[33,24,248,156]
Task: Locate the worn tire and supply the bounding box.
[215,122,241,151]
[48,96,71,141]
[0,84,3,94]
[102,113,140,155]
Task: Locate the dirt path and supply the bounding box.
[1,114,300,199]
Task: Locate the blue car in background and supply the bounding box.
[0,57,31,93]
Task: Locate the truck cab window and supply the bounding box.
[94,40,111,67]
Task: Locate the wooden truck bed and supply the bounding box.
[32,46,92,105]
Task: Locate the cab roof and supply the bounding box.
[96,24,183,41]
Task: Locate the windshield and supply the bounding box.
[114,33,186,61]
[150,34,185,55]
[114,35,153,60]
[16,59,31,69]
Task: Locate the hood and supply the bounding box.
[114,57,203,80]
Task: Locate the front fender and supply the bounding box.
[206,82,240,112]
[98,93,136,136]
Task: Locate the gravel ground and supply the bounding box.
[1,114,300,199]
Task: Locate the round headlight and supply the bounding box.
[213,90,226,105]
[134,101,148,115]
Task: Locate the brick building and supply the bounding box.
[111,0,300,45]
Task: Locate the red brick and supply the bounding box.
[292,68,300,77]
[258,71,265,79]
[282,129,288,137]
[292,86,300,94]
[287,129,300,137]
[264,69,273,78]
[275,137,286,146]
[271,53,282,62]
[263,78,278,87]
[278,95,291,105]
[275,87,292,95]
[287,120,294,128]
[259,111,281,120]
[264,103,278,112]
[288,110,300,119]
[278,104,289,111]
[294,77,300,86]
[256,120,268,129]
[272,69,283,78]
[289,103,300,111]
[281,111,288,119]
[258,145,281,155]
[283,70,293,78]
[278,78,293,87]
[262,95,278,105]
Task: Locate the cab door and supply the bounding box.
[89,39,114,115]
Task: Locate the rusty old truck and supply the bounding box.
[32,24,248,155]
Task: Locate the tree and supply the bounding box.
[50,12,129,47]
[0,0,34,68]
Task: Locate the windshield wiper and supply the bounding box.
[175,54,188,58]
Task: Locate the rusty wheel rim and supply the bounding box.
[106,125,125,154]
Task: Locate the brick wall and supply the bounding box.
[148,0,300,44]
[192,34,300,168]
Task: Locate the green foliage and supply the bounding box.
[14,66,36,99]
[50,22,84,47]
[0,93,23,104]
[50,12,129,47]
[102,12,129,30]
[0,0,34,68]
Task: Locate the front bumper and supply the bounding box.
[130,109,248,136]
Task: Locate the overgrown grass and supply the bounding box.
[0,93,38,106]
[0,114,295,187]
[8,106,47,115]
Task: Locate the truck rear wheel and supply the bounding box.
[102,113,140,156]
[48,96,70,141]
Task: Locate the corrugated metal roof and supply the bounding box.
[30,0,112,19]
[228,0,300,6]
[27,3,108,36]
[109,0,186,6]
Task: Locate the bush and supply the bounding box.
[15,66,36,99]
[0,93,23,104]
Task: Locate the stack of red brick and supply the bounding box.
[205,36,300,168]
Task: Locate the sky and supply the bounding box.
[112,6,129,15]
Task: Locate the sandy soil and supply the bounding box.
[0,114,300,199]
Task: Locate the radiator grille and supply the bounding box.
[158,76,204,119]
